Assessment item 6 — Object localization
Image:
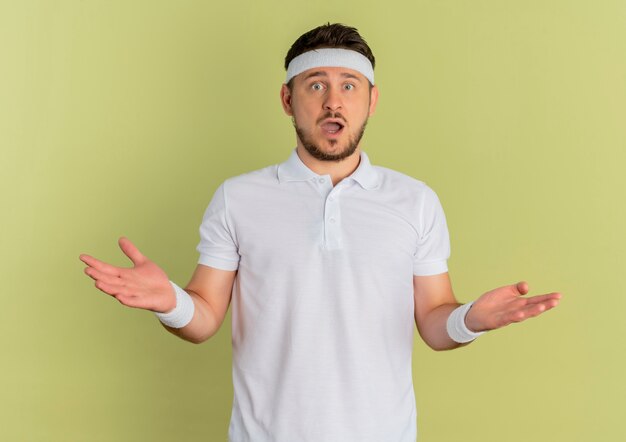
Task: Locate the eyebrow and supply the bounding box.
[303,70,363,82]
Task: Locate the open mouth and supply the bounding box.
[321,121,345,136]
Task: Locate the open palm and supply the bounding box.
[79,237,175,313]
[465,281,562,332]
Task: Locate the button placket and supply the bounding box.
[311,175,332,197]
[323,187,342,249]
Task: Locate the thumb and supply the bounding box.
[515,281,529,296]
[118,237,146,266]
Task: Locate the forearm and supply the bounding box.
[416,302,470,351]
[160,290,221,344]
[414,275,561,351]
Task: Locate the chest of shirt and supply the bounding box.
[227,181,420,267]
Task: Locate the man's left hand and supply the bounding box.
[464,281,562,333]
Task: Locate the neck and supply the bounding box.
[296,145,361,186]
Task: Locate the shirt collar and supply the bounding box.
[277,148,380,190]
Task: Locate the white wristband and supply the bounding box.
[154,281,195,328]
[446,301,486,343]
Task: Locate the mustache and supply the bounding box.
[316,112,347,124]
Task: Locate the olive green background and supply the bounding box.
[1,1,624,441]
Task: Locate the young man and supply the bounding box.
[80,23,561,442]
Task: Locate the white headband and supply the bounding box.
[285,48,375,85]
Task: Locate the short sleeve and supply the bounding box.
[413,186,451,276]
[196,182,240,271]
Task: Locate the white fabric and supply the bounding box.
[286,48,375,85]
[154,281,195,328]
[196,149,450,442]
[446,301,486,343]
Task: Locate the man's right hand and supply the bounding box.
[79,237,176,313]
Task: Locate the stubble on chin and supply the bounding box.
[293,118,368,162]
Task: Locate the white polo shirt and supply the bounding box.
[196,148,450,442]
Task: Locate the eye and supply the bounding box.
[343,83,355,91]
[311,82,324,91]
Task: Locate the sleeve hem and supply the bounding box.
[413,260,448,276]
[198,255,239,271]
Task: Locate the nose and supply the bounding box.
[323,86,342,112]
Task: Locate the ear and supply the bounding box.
[368,85,379,117]
[280,84,293,116]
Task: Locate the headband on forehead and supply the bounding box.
[285,48,375,85]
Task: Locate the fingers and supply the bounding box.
[510,281,562,307]
[92,279,127,297]
[79,254,123,277]
[92,278,143,300]
[118,237,146,266]
[80,243,158,310]
[525,292,562,305]
[507,295,561,324]
[92,280,158,310]
[84,267,146,308]
[84,266,122,286]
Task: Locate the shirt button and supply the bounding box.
[329,218,336,223]
[318,178,325,184]
[329,195,335,201]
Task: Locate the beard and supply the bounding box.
[293,112,368,162]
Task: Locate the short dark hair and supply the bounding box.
[284,23,375,88]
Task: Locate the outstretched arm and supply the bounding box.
[413,273,562,351]
[79,237,236,344]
